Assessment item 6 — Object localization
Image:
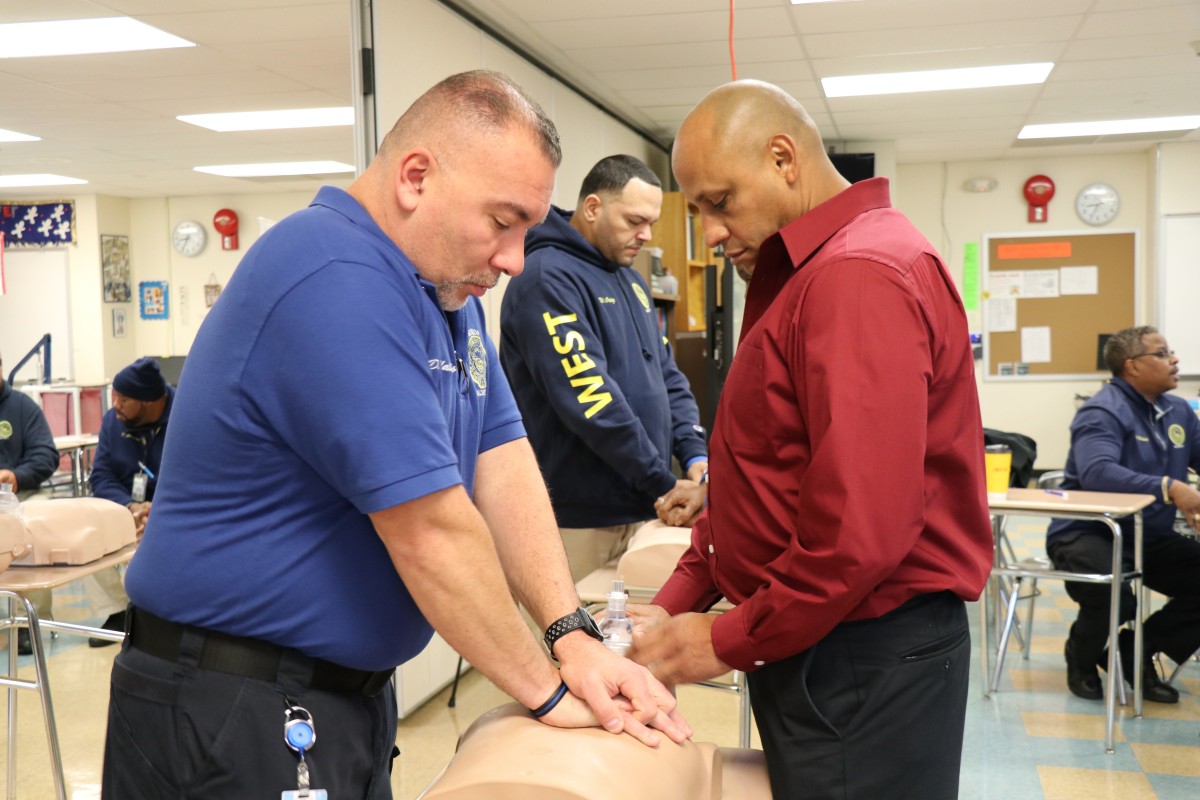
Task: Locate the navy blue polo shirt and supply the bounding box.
[125,187,524,671]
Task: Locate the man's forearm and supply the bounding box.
[474,438,579,630]
[371,487,561,710]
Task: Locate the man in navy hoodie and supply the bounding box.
[501,155,707,581]
[0,351,59,498]
[1048,326,1200,704]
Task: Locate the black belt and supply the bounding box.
[126,606,393,697]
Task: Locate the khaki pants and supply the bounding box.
[559,521,649,584]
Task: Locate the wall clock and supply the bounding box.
[172,219,207,256]
[1075,183,1119,226]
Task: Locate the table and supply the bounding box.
[0,542,135,800]
[52,435,99,497]
[983,488,1154,753]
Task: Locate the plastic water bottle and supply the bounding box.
[599,579,634,657]
[0,483,22,521]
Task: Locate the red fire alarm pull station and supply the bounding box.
[213,208,239,250]
[1023,175,1055,223]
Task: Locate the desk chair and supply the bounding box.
[1,591,65,800]
[983,488,1151,753]
[988,470,1066,666]
[576,522,753,749]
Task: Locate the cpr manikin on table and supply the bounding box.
[417,704,770,800]
[9,497,136,565]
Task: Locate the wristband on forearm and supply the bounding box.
[1162,476,1174,504]
[530,680,569,718]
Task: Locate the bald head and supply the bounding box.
[676,80,821,164]
[670,80,848,278]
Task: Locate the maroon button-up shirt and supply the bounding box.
[654,178,992,671]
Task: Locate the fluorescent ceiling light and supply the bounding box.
[822,62,1053,98]
[194,161,356,178]
[790,0,845,4]
[178,107,354,132]
[0,174,87,187]
[0,18,193,59]
[0,128,40,142]
[1019,115,1200,139]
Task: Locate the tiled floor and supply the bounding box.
[1,515,1197,798]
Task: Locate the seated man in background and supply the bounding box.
[83,357,174,646]
[0,350,59,497]
[1048,326,1200,703]
[0,351,61,654]
[501,155,708,581]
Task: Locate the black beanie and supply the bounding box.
[113,357,166,402]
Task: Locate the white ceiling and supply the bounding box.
[2,0,1198,199]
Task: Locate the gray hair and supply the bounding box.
[1103,325,1158,376]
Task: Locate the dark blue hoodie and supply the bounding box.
[89,384,174,506]
[501,207,706,527]
[0,381,58,493]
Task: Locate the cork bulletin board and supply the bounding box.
[982,231,1136,380]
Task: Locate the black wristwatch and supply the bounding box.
[544,607,603,657]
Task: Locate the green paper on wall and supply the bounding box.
[962,242,979,310]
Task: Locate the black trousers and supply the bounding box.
[102,632,398,799]
[746,591,971,800]
[1049,531,1200,667]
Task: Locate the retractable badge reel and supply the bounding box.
[281,704,327,800]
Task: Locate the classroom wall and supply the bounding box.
[1159,141,1200,215]
[124,190,333,361]
[370,0,670,340]
[897,141,1200,468]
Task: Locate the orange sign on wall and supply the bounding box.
[997,241,1072,260]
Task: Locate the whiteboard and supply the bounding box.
[0,248,73,382]
[1159,215,1200,376]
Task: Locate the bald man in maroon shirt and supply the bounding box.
[630,81,993,800]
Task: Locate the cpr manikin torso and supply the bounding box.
[418,704,770,800]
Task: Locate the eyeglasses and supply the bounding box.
[1130,349,1175,360]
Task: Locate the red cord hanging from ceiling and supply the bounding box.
[729,0,738,80]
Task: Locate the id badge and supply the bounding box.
[132,472,147,503]
[282,792,327,800]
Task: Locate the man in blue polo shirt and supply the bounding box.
[1048,326,1200,704]
[104,71,688,799]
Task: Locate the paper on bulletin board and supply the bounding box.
[1021,270,1059,298]
[962,242,979,310]
[987,297,1017,332]
[1021,326,1051,363]
[1060,265,1098,295]
[989,271,1023,297]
